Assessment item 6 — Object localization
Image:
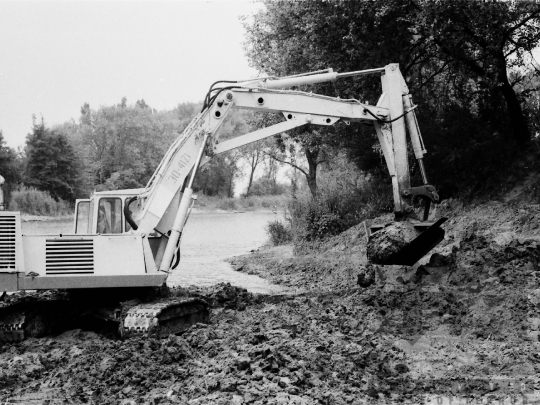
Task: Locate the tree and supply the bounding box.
[193,110,255,198]
[265,129,331,197]
[76,99,191,191]
[238,141,264,196]
[24,117,81,201]
[243,1,400,197]
[243,0,540,196]
[238,112,273,196]
[410,0,540,145]
[0,130,23,206]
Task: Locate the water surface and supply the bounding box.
[169,211,287,293]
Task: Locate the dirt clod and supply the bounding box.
[357,265,375,287]
[366,222,419,264]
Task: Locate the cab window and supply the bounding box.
[97,198,122,234]
[75,201,90,234]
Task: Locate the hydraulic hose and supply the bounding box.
[363,104,417,123]
[124,196,139,231]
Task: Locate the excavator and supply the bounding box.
[0,64,443,341]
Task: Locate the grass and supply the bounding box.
[195,194,288,211]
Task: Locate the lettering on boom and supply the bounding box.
[167,153,192,184]
[177,153,191,169]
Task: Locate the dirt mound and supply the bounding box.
[0,291,416,404]
[224,198,540,402]
[0,290,70,309]
[187,282,257,311]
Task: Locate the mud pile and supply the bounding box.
[0,289,415,404]
[186,283,257,311]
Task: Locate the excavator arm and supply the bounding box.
[130,63,441,273]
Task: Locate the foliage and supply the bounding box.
[288,157,393,243]
[18,99,285,202]
[410,0,540,146]
[77,100,189,192]
[24,118,82,202]
[9,186,72,216]
[193,110,253,198]
[249,177,289,196]
[195,194,288,211]
[244,1,540,200]
[0,131,23,205]
[237,120,272,196]
[196,154,241,198]
[266,219,292,245]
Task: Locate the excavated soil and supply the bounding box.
[366,222,420,265]
[3,196,540,403]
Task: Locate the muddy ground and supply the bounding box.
[2,196,540,404]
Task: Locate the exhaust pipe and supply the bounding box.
[0,175,5,211]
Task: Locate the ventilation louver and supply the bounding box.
[46,239,94,275]
[0,215,16,270]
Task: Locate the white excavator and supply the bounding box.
[0,64,443,341]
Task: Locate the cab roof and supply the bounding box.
[92,188,144,196]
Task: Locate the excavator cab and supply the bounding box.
[74,190,144,235]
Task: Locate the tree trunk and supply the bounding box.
[305,147,318,197]
[246,156,257,196]
[498,59,530,146]
[228,173,234,198]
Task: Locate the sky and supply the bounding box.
[0,0,262,148]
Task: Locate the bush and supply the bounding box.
[266,219,292,245]
[216,199,237,211]
[288,166,393,245]
[9,186,72,216]
[195,194,287,211]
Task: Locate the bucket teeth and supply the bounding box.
[0,311,26,342]
[0,322,24,342]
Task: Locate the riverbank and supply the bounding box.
[194,194,289,213]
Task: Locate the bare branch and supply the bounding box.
[504,8,540,38]
[528,50,540,75]
[411,61,450,93]
[263,150,308,177]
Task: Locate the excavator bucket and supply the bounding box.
[366,218,448,266]
[386,218,447,265]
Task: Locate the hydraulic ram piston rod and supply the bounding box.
[242,67,386,90]
[159,134,209,273]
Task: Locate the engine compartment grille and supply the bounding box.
[0,215,16,270]
[46,239,94,275]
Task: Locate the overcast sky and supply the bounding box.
[0,0,262,148]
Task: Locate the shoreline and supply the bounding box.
[19,209,284,222]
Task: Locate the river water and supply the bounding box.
[21,211,287,294]
[168,211,287,293]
